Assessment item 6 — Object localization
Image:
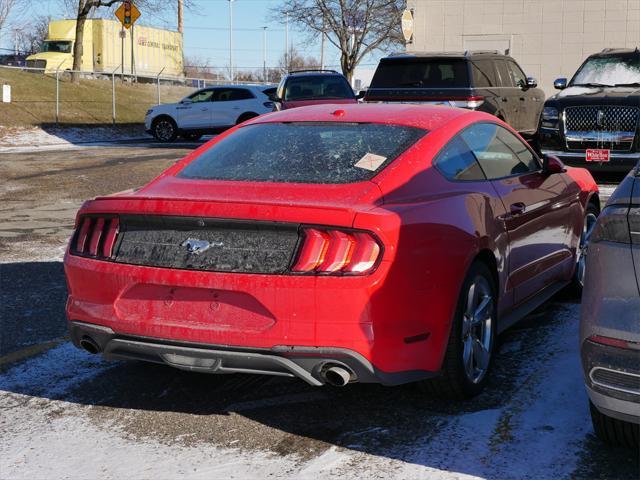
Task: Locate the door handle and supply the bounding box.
[519,97,526,101]
[501,97,508,103]
[200,108,207,111]
[233,106,240,110]
[510,202,526,216]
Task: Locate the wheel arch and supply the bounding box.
[236,111,259,124]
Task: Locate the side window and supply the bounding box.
[188,90,215,103]
[434,136,486,181]
[494,60,512,87]
[461,123,540,179]
[507,61,527,88]
[229,88,255,100]
[471,60,496,87]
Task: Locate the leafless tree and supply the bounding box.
[265,47,320,83]
[15,15,51,54]
[271,0,404,81]
[0,0,29,44]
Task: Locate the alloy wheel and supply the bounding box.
[155,120,175,142]
[461,276,494,384]
[576,212,598,287]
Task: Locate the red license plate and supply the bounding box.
[586,149,610,162]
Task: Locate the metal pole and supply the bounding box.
[112,72,116,124]
[320,19,325,70]
[55,66,60,124]
[285,13,289,73]
[177,0,184,33]
[228,0,234,82]
[262,26,267,83]
[130,24,134,78]
[156,67,165,105]
[121,25,124,79]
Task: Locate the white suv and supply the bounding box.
[145,84,276,142]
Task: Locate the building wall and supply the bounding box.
[407,0,640,95]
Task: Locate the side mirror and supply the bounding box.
[356,90,366,99]
[553,78,568,90]
[180,99,192,105]
[526,77,537,89]
[543,154,566,175]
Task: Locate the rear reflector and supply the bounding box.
[589,334,640,351]
[292,228,381,275]
[71,216,119,260]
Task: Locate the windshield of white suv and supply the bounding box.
[571,54,640,87]
[41,41,72,53]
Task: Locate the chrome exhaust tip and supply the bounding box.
[79,336,101,355]
[322,364,353,387]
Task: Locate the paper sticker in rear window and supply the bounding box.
[355,153,387,171]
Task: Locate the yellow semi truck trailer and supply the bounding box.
[26,19,183,77]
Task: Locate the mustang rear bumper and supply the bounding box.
[68,320,435,386]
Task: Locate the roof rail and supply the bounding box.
[464,50,501,56]
[288,69,339,74]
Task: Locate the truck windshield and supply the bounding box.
[371,59,470,88]
[42,41,72,53]
[571,54,640,87]
[178,122,427,184]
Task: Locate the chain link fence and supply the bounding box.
[0,65,270,126]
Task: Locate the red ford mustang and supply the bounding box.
[64,104,599,398]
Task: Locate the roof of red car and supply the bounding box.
[251,103,477,131]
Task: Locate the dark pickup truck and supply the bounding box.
[539,48,640,173]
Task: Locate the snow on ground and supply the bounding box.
[0,303,597,480]
[0,126,148,152]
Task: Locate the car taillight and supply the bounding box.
[291,227,381,275]
[591,206,635,244]
[447,96,485,109]
[71,216,119,259]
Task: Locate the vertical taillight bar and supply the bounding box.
[71,215,119,259]
[292,227,381,275]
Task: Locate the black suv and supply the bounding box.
[364,51,545,140]
[539,48,640,173]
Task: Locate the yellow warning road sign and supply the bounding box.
[115,1,141,30]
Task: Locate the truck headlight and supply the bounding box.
[541,107,559,129]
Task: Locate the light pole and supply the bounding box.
[284,13,289,73]
[228,0,234,82]
[262,26,268,83]
[320,18,325,70]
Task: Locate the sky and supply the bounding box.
[1,0,387,73]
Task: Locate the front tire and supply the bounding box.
[152,116,178,143]
[590,401,639,448]
[422,261,497,399]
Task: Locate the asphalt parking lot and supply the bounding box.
[1,142,637,479]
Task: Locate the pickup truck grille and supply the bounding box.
[113,215,300,274]
[565,106,639,151]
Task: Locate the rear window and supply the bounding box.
[371,59,470,88]
[284,76,354,101]
[178,123,427,184]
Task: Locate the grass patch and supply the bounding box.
[0,68,195,126]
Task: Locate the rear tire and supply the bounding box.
[421,261,497,399]
[152,116,178,143]
[569,203,599,297]
[590,401,639,448]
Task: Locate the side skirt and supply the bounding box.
[498,280,569,334]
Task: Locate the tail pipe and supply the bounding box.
[79,336,101,355]
[322,364,353,387]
